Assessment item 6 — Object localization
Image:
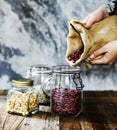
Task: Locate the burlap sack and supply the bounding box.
[66,15,117,68]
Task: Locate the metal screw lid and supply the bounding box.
[12,78,33,87]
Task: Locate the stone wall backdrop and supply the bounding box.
[0,0,117,90]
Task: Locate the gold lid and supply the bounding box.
[12,78,33,87]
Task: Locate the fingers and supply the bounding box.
[90,49,117,65]
[91,56,108,64]
[82,6,109,28]
[90,47,106,59]
[90,47,107,64]
[91,55,117,65]
[82,14,97,28]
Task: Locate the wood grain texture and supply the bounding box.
[0,95,59,130]
[61,91,117,130]
[0,90,117,130]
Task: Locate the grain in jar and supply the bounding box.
[7,78,39,116]
[26,65,52,104]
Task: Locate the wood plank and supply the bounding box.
[0,96,59,130]
[0,90,8,95]
[2,114,24,130]
[83,91,117,103]
[0,97,24,130]
[60,91,117,130]
[60,116,82,130]
[0,90,117,130]
[79,121,111,130]
[0,112,59,130]
[16,113,59,130]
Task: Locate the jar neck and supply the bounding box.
[52,65,81,74]
[52,72,84,90]
[12,86,32,93]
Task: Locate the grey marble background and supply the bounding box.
[0,0,117,90]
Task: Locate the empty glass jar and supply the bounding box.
[26,65,52,104]
[42,65,84,116]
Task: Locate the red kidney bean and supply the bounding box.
[68,49,83,63]
[51,88,82,116]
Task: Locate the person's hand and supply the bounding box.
[83,6,109,28]
[90,40,117,65]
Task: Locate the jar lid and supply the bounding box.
[12,78,33,87]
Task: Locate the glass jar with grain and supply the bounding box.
[26,65,52,104]
[7,78,39,116]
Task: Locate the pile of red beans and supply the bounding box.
[68,49,83,63]
[51,88,82,116]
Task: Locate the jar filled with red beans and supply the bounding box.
[43,65,84,116]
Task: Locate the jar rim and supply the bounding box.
[52,65,81,74]
[28,65,52,74]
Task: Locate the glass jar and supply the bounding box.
[7,78,39,116]
[42,65,84,116]
[26,65,52,104]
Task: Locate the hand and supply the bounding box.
[83,6,109,28]
[90,41,117,65]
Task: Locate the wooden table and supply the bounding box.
[0,90,117,130]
